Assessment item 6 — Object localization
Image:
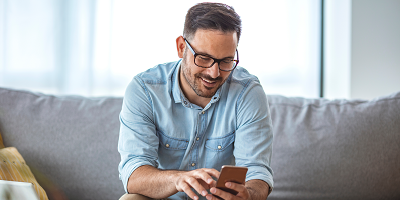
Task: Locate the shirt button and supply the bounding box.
[196,137,200,141]
[165,144,170,148]
[191,163,196,167]
[218,145,222,150]
[201,111,205,114]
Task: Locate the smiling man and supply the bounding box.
[118,3,273,200]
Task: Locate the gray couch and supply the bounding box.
[0,87,399,200]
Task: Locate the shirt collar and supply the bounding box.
[172,59,183,103]
[171,59,224,105]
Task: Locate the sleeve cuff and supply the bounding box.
[245,165,274,192]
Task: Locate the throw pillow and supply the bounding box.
[0,132,49,200]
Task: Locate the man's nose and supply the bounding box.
[207,62,220,78]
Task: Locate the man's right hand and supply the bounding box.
[175,168,220,200]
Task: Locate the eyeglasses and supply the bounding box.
[184,38,239,72]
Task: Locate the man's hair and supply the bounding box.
[183,2,242,42]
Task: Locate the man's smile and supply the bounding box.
[200,77,218,88]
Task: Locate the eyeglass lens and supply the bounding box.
[195,55,237,71]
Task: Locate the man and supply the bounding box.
[118,3,273,200]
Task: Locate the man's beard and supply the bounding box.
[181,51,225,98]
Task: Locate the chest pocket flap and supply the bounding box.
[157,130,189,150]
[205,131,235,151]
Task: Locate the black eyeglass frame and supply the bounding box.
[184,38,239,72]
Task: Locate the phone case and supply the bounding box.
[216,165,248,196]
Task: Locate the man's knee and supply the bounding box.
[119,193,153,200]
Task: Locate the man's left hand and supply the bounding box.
[206,182,250,200]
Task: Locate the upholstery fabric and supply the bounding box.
[1,86,399,200]
[267,92,400,200]
[0,132,48,200]
[0,88,125,200]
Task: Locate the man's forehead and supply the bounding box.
[191,29,238,43]
[189,29,238,58]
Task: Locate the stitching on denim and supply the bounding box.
[205,131,235,151]
[144,80,167,84]
[157,130,189,142]
[157,130,189,150]
[135,76,154,118]
[235,79,252,118]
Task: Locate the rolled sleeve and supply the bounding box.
[118,77,159,193]
[234,82,274,190]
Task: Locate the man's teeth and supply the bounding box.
[201,78,214,83]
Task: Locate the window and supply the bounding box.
[0,0,321,98]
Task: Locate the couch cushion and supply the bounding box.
[267,91,400,200]
[0,87,125,200]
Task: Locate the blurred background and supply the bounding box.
[0,0,399,99]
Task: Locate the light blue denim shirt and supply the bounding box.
[118,60,273,200]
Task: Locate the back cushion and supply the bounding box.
[267,92,400,200]
[0,87,125,200]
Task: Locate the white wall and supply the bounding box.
[351,0,400,99]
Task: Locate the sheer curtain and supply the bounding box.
[0,0,320,98]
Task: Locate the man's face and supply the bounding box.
[181,29,238,99]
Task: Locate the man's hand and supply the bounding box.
[175,168,220,200]
[206,182,249,200]
[206,179,270,200]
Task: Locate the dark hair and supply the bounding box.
[183,2,242,43]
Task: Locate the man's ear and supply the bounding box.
[176,36,186,58]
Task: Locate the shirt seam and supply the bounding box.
[235,79,252,125]
[134,76,155,119]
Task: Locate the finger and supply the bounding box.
[202,168,221,179]
[199,179,211,190]
[206,194,220,200]
[186,177,208,197]
[180,182,199,200]
[192,169,218,186]
[210,187,237,200]
[225,182,246,194]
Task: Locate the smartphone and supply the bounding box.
[215,165,248,197]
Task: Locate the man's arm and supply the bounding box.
[233,81,274,193]
[245,180,270,200]
[128,165,220,199]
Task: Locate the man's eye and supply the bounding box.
[223,59,232,63]
[199,56,211,61]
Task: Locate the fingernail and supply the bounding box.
[194,195,199,200]
[208,179,213,184]
[210,188,216,193]
[226,182,231,187]
[202,191,207,196]
[206,196,211,200]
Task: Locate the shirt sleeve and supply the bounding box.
[234,80,274,191]
[118,76,159,193]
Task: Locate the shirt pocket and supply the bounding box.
[157,130,189,169]
[205,131,235,169]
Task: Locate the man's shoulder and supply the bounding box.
[135,61,179,84]
[229,66,260,87]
